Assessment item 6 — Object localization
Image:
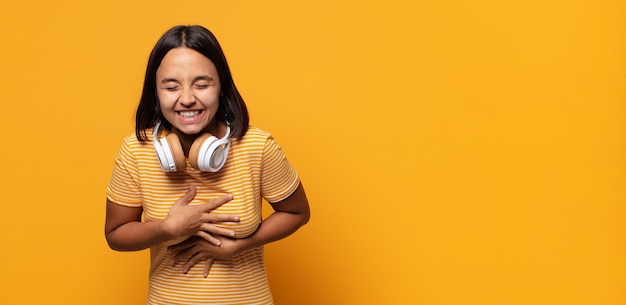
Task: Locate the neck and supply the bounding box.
[173,120,225,157]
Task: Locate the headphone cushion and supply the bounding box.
[188,133,213,170]
[165,133,187,171]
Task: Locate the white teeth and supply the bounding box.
[179,111,200,117]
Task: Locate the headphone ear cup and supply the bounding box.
[188,133,212,170]
[165,133,187,171]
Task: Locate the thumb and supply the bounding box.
[177,185,197,205]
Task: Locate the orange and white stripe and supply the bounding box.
[107,126,299,304]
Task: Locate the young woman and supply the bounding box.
[105,25,310,304]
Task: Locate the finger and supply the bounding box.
[202,213,240,223]
[177,185,197,206]
[183,252,205,274]
[169,249,189,266]
[200,223,236,238]
[200,193,234,211]
[172,248,196,272]
[170,253,185,267]
[194,231,222,246]
[168,244,187,254]
[167,237,198,252]
[203,258,214,278]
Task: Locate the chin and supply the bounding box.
[173,125,207,136]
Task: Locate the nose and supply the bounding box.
[179,87,196,107]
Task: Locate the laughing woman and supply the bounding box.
[104,25,310,305]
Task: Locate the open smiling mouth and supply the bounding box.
[178,110,204,118]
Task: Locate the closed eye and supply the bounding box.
[165,86,179,91]
[160,78,180,91]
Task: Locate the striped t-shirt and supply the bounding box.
[106,126,300,305]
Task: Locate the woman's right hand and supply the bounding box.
[163,185,240,246]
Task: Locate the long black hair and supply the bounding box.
[135,25,249,141]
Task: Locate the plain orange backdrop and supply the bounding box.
[0,1,624,304]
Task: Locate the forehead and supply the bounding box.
[156,47,218,78]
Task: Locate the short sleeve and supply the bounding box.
[106,137,143,207]
[260,136,300,204]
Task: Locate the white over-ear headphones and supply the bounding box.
[152,121,231,172]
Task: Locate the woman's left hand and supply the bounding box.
[168,183,311,277]
[168,236,240,277]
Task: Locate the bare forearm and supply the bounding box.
[167,185,310,271]
[106,220,173,251]
[237,184,310,252]
[105,190,237,252]
[236,210,309,253]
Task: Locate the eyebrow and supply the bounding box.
[160,75,215,84]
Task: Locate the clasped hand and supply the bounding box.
[168,235,241,277]
[163,185,239,245]
[163,185,240,273]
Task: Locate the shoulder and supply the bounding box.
[241,125,272,140]
[233,126,272,146]
[229,126,278,161]
[116,131,154,155]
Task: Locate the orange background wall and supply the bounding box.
[0,1,624,304]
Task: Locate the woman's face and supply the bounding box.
[156,47,221,136]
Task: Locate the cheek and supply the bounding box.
[199,93,220,109]
[157,92,176,108]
